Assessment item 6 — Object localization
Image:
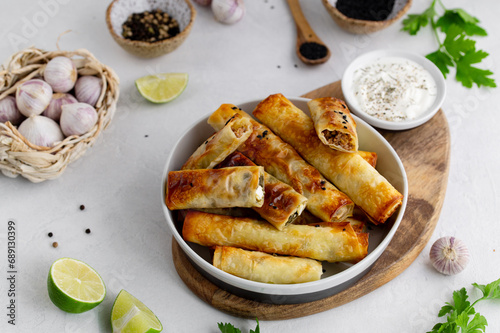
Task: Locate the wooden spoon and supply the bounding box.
[286,0,331,65]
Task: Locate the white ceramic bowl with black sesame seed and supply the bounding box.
[342,49,446,131]
[161,97,408,304]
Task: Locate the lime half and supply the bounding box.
[111,290,163,333]
[135,73,188,103]
[47,258,106,313]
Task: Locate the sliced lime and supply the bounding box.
[47,257,106,313]
[135,73,188,103]
[111,290,162,333]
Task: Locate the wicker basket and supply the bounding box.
[0,47,120,183]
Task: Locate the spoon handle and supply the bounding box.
[286,0,317,43]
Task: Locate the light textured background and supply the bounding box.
[0,0,499,332]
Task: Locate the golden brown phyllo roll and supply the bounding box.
[216,152,307,230]
[252,94,403,224]
[182,211,368,263]
[166,166,265,210]
[181,113,253,170]
[308,97,358,153]
[207,104,354,223]
[213,246,323,284]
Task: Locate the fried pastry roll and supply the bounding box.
[166,166,265,210]
[357,150,377,168]
[181,113,253,170]
[182,211,368,263]
[207,104,353,222]
[213,246,323,284]
[216,152,307,230]
[252,94,403,224]
[308,97,358,153]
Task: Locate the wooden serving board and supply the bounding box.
[171,80,450,320]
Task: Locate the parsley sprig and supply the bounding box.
[218,318,260,333]
[402,0,496,88]
[428,277,500,333]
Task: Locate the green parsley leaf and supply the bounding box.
[402,6,437,35]
[436,10,487,36]
[443,24,476,60]
[426,50,453,78]
[456,49,496,88]
[218,322,242,333]
[218,319,260,333]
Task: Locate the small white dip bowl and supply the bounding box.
[342,49,446,131]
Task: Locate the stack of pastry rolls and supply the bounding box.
[165,94,403,285]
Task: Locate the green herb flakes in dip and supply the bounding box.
[352,57,437,122]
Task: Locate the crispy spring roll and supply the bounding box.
[213,246,323,284]
[292,210,367,233]
[358,150,377,168]
[183,211,368,263]
[181,113,253,170]
[216,152,307,230]
[308,97,358,153]
[207,104,353,222]
[166,166,265,210]
[253,94,403,224]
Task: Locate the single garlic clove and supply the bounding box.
[60,102,98,136]
[18,115,64,147]
[74,76,103,107]
[43,56,77,93]
[429,236,470,275]
[0,95,25,125]
[42,93,78,122]
[211,0,245,24]
[16,79,53,117]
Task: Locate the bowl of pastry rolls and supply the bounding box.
[162,94,408,304]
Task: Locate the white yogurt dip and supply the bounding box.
[351,56,438,122]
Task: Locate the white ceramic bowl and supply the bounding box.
[342,49,446,131]
[161,97,408,304]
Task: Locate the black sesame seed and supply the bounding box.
[342,104,346,109]
[231,106,238,110]
[321,187,326,190]
[343,126,347,129]
[320,180,326,185]
[79,205,85,211]
[342,228,346,231]
[48,232,53,237]
[190,182,193,187]
[315,224,320,227]
[85,228,91,234]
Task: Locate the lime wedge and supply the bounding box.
[111,290,162,333]
[135,73,188,103]
[47,258,106,313]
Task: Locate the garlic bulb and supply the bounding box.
[0,95,24,125]
[212,0,245,24]
[18,115,64,147]
[43,56,77,93]
[194,0,212,5]
[74,76,102,107]
[16,79,53,117]
[430,236,470,275]
[60,102,98,136]
[43,93,78,122]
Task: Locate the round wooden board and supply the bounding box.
[171,80,450,320]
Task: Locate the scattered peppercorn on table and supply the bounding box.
[1,0,499,332]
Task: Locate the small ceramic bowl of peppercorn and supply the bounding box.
[106,0,196,58]
[322,0,412,34]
